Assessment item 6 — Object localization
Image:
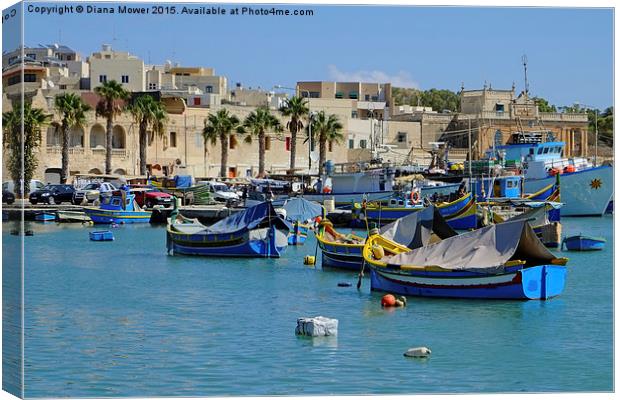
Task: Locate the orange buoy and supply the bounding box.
[564,165,576,173]
[381,294,397,307]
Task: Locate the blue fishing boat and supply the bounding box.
[89,230,114,241]
[363,220,568,300]
[34,212,56,222]
[83,191,151,224]
[562,235,606,251]
[316,206,457,270]
[281,197,323,245]
[166,201,291,258]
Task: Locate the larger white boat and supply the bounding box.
[489,139,613,217]
[302,163,395,207]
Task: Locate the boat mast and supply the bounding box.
[522,54,529,97]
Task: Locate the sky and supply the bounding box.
[3,2,615,109]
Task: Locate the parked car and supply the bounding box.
[29,184,75,205]
[196,181,241,205]
[72,182,117,205]
[130,185,174,208]
[2,190,15,205]
[3,180,45,196]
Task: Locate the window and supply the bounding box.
[59,84,67,90]
[121,75,129,84]
[309,91,320,98]
[328,141,333,152]
[66,55,72,61]
[507,180,516,188]
[26,53,36,59]
[365,94,370,101]
[8,56,17,65]
[285,137,291,151]
[349,91,358,99]
[169,132,177,148]
[229,135,238,150]
[206,86,213,93]
[194,97,201,106]
[99,75,107,83]
[359,139,367,149]
[335,92,344,99]
[537,148,543,154]
[348,139,354,149]
[543,147,549,154]
[351,110,358,119]
[265,137,271,151]
[495,103,505,113]
[397,132,407,143]
[24,74,37,82]
[371,96,379,101]
[148,83,158,90]
[105,55,111,59]
[8,75,20,86]
[529,148,534,155]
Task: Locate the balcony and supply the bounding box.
[46,146,127,158]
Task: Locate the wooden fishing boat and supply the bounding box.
[316,206,457,270]
[281,197,323,246]
[562,235,606,251]
[166,201,291,258]
[362,220,568,300]
[355,192,477,230]
[83,191,151,224]
[89,230,114,241]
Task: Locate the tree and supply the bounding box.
[128,95,168,175]
[279,96,309,174]
[307,111,344,176]
[243,107,282,177]
[54,93,91,183]
[95,80,130,174]
[532,97,556,113]
[203,109,244,178]
[2,102,51,196]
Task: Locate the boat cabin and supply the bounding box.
[100,191,141,211]
[472,176,522,199]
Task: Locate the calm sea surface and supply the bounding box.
[3,215,613,397]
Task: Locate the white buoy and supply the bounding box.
[404,347,431,357]
[295,316,338,337]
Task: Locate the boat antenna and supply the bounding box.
[522,54,529,97]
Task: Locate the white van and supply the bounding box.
[2,180,45,195]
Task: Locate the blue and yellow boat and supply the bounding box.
[281,197,323,246]
[166,201,291,258]
[354,192,477,230]
[84,191,151,224]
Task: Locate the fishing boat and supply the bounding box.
[561,235,606,251]
[280,197,323,245]
[316,206,457,270]
[56,210,92,223]
[478,200,563,248]
[89,230,114,241]
[353,191,477,230]
[166,201,291,257]
[363,220,568,300]
[34,213,56,222]
[486,137,613,216]
[83,190,151,224]
[302,163,396,208]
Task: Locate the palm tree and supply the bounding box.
[54,93,91,183]
[307,111,344,176]
[95,80,129,174]
[2,102,51,196]
[128,95,168,175]
[203,109,244,178]
[243,107,283,177]
[279,96,309,174]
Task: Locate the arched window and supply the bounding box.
[112,125,126,149]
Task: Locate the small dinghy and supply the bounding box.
[562,235,605,251]
[89,230,114,241]
[35,213,56,222]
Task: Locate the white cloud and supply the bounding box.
[327,65,418,88]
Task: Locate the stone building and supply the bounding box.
[440,85,589,159]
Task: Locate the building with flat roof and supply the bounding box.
[88,44,145,92]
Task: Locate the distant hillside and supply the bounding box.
[392,87,460,112]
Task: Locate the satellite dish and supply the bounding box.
[310,151,319,162]
[47,80,55,88]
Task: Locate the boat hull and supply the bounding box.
[320,245,364,270]
[288,223,310,245]
[524,166,613,216]
[167,225,288,258]
[562,236,605,251]
[84,208,151,224]
[370,265,567,300]
[302,191,394,209]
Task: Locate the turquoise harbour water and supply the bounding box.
[2,216,613,397]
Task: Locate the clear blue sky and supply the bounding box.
[10,2,615,109]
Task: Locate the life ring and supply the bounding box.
[410,191,420,203]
